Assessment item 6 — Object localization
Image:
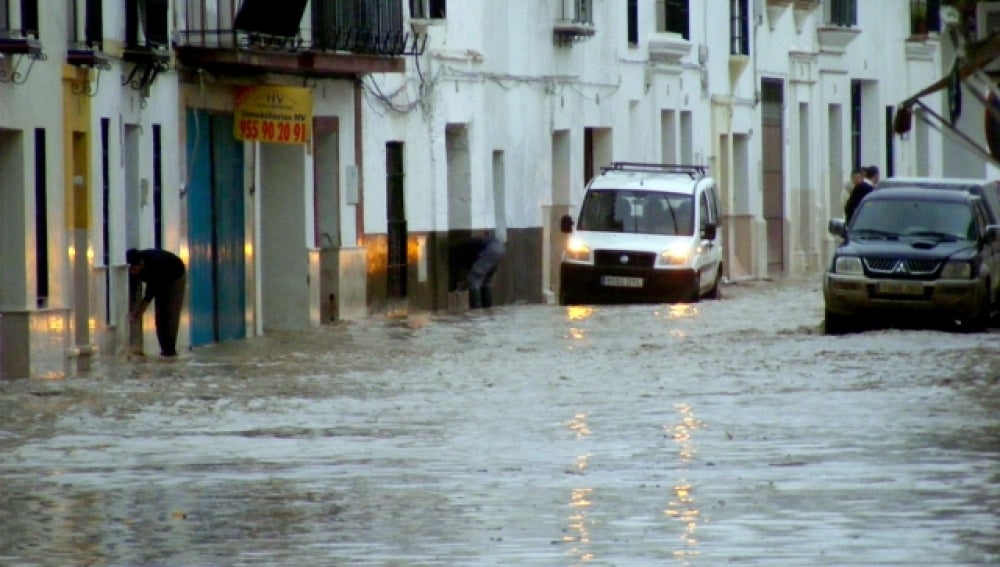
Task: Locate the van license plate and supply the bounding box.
[877,281,924,296]
[601,275,643,288]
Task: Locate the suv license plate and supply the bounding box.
[601,275,643,288]
[877,281,924,296]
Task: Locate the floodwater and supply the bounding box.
[1,278,998,566]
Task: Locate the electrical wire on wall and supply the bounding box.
[360,57,622,116]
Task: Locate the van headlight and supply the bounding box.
[940,261,972,279]
[658,242,691,267]
[833,256,863,274]
[564,237,592,263]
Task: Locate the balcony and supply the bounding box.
[173,0,422,79]
[649,32,691,66]
[0,28,45,84]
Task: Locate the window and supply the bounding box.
[558,0,591,24]
[851,81,862,170]
[127,0,169,47]
[153,124,163,250]
[410,0,445,19]
[234,0,308,37]
[884,106,895,179]
[386,142,407,298]
[910,0,941,35]
[100,118,110,322]
[828,0,857,27]
[662,0,689,39]
[34,128,48,308]
[627,0,638,45]
[1,0,39,37]
[730,0,748,55]
[66,0,103,47]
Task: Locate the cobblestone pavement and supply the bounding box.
[1,278,998,566]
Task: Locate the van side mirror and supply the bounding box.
[560,214,575,233]
[701,223,717,240]
[828,218,846,237]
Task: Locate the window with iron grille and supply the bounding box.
[730,0,748,55]
[312,0,404,53]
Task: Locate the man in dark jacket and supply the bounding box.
[450,235,505,309]
[844,165,880,222]
[127,248,186,357]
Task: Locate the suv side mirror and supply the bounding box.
[701,223,717,241]
[984,225,1000,244]
[828,218,846,237]
[560,214,575,233]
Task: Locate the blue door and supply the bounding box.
[187,109,246,347]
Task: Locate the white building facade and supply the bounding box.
[3,0,990,379]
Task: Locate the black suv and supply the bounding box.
[824,186,1000,333]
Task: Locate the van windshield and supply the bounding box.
[578,189,694,235]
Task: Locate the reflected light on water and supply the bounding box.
[666,304,698,319]
[565,307,594,346]
[662,404,703,561]
[565,487,594,563]
[564,410,596,564]
[566,413,591,438]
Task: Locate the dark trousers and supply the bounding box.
[154,275,186,356]
[467,240,505,308]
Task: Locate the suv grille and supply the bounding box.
[864,258,940,276]
[594,250,657,268]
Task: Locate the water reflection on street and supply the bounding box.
[1,279,999,565]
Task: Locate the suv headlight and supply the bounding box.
[564,237,592,263]
[833,256,863,274]
[940,260,973,279]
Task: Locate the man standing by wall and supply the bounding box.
[844,165,880,222]
[127,248,186,357]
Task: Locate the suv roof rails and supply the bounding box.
[601,161,708,179]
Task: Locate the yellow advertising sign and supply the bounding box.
[234,86,312,144]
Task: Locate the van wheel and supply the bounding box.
[687,276,701,303]
[706,268,722,300]
[559,288,575,306]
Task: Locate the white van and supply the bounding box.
[559,162,724,305]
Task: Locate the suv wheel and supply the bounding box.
[824,310,852,335]
[956,281,991,332]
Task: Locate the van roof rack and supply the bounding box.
[601,162,708,179]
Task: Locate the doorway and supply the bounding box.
[186,109,246,346]
[761,78,785,275]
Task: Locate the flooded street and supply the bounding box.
[1,278,998,566]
